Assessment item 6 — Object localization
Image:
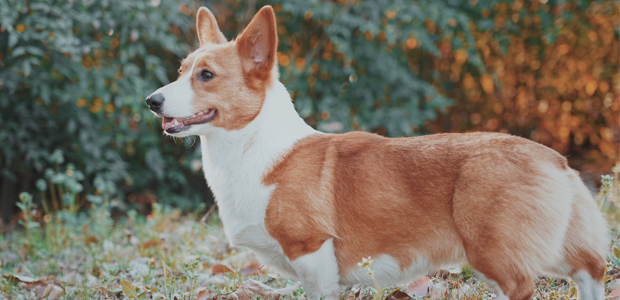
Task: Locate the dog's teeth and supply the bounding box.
[173,120,179,126]
[198,112,204,116]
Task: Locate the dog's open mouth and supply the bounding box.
[162,108,217,133]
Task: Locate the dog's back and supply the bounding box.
[264,131,608,300]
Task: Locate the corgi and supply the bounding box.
[146,6,609,300]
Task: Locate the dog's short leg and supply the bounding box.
[290,238,341,300]
[572,270,604,300]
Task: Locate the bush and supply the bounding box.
[0,0,208,217]
[1,0,480,217]
[1,0,615,218]
[424,0,618,179]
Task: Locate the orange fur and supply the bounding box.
[176,6,277,131]
[196,7,227,45]
[264,132,607,299]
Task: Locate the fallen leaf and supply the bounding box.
[196,287,215,300]
[432,266,461,280]
[6,274,65,300]
[241,262,264,276]
[406,277,434,297]
[385,290,412,300]
[211,264,233,274]
[121,280,140,299]
[8,274,36,285]
[61,269,79,284]
[34,282,65,300]
[142,238,161,249]
[276,282,302,297]
[84,235,98,246]
[233,279,280,300]
[5,274,58,287]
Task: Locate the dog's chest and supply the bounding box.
[200,139,272,241]
[200,136,298,277]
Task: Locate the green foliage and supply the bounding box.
[263,0,492,136]
[16,192,39,254]
[0,0,509,206]
[1,0,611,208]
[0,0,203,207]
[0,0,494,207]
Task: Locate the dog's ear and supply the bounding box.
[196,7,226,46]
[236,6,278,79]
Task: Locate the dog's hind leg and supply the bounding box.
[452,153,576,300]
[290,238,341,300]
[559,178,607,300]
[572,270,604,300]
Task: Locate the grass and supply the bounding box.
[1,167,620,299]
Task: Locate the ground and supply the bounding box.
[1,190,620,300]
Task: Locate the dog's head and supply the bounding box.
[146,6,278,137]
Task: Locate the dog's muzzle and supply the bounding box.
[146,93,165,113]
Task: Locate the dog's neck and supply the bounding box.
[199,81,317,238]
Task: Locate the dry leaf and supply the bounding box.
[233,279,280,300]
[385,290,412,300]
[12,274,36,282]
[84,235,98,246]
[432,267,461,280]
[121,280,140,299]
[142,238,161,249]
[211,264,233,274]
[6,274,59,288]
[241,262,264,276]
[406,277,433,297]
[196,287,215,300]
[7,274,65,300]
[34,282,65,300]
[609,286,620,299]
[47,284,65,300]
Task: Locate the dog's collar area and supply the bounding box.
[162,108,217,132]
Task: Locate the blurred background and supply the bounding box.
[0,0,618,223]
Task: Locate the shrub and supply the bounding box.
[0,0,207,217]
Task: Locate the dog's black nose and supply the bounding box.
[146,93,165,112]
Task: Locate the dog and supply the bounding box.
[146,6,608,300]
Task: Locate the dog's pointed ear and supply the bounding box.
[236,6,278,79]
[196,7,226,46]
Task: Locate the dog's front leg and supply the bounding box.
[290,238,341,300]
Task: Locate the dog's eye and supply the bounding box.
[201,70,214,81]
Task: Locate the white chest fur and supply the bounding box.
[199,82,316,276]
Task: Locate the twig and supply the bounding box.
[48,179,59,212]
[200,203,218,224]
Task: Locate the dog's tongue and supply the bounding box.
[162,109,216,130]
